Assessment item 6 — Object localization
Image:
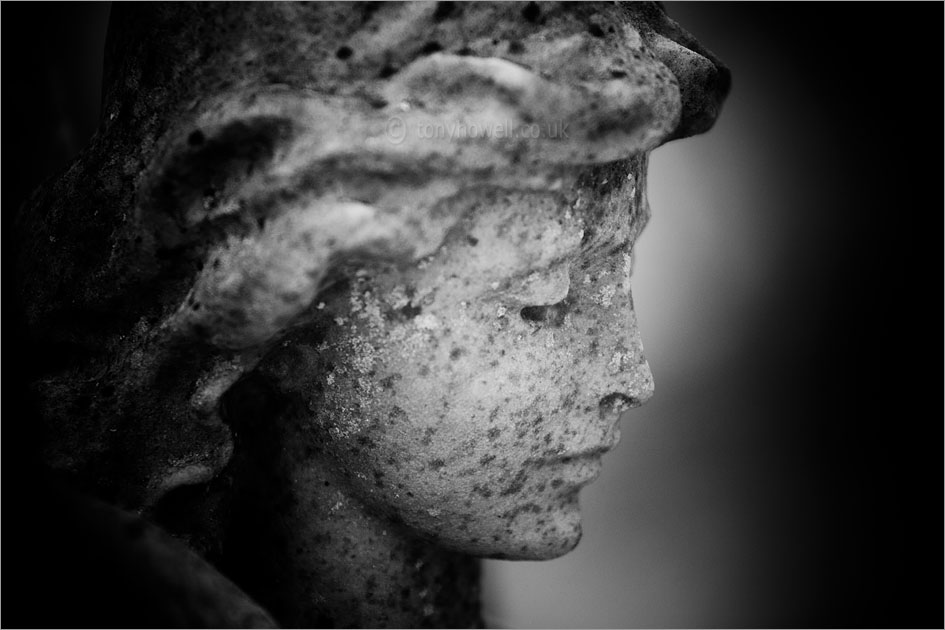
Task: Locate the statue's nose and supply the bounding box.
[590,327,655,419]
[599,355,655,416]
[598,390,648,419]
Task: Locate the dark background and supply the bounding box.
[3,3,941,628]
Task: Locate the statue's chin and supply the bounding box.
[481,523,584,562]
[445,494,586,561]
[505,528,584,562]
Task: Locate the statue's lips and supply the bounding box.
[553,454,605,487]
[528,428,622,469]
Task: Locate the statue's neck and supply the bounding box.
[220,421,482,628]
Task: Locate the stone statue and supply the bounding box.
[14,2,728,627]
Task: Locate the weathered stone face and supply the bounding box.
[257,156,655,560]
[18,0,727,513]
[16,2,727,622]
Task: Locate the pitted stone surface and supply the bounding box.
[16,3,728,627]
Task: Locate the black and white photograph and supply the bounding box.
[3,2,941,628]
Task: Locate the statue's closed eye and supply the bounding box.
[499,262,572,307]
[515,263,574,327]
[520,298,571,328]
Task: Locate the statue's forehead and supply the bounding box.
[411,158,650,292]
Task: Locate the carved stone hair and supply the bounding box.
[16,2,728,509]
